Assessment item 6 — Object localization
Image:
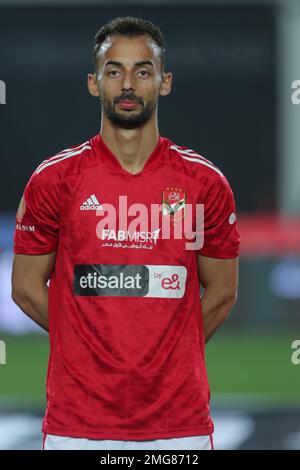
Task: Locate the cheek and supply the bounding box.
[147,78,162,96]
[141,81,159,97]
[100,83,119,100]
[101,76,119,90]
[145,87,160,101]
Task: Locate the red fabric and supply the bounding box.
[13,134,240,440]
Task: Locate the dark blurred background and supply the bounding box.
[0,4,277,213]
[0,0,299,450]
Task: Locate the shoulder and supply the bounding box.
[166,138,226,186]
[28,138,93,187]
[165,138,236,200]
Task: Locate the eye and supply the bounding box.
[108,70,121,77]
[137,70,150,77]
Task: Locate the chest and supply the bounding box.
[59,166,203,260]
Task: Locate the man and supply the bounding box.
[11,16,240,450]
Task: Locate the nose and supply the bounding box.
[121,71,135,92]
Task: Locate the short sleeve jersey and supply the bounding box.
[13,134,240,440]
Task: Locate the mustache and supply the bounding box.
[114,94,143,105]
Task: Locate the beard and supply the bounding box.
[100,92,157,129]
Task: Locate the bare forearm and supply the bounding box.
[201,287,236,344]
[12,285,49,332]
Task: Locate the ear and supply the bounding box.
[87,73,100,97]
[159,71,172,97]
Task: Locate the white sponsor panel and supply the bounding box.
[146,265,187,298]
[74,264,187,298]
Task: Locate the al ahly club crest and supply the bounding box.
[162,187,186,222]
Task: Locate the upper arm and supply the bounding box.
[14,168,61,255]
[196,174,240,259]
[197,254,238,300]
[11,252,56,300]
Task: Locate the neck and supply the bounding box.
[100,117,159,174]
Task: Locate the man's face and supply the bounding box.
[91,35,169,128]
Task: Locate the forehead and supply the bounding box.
[96,34,161,67]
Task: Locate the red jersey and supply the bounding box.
[13,133,240,440]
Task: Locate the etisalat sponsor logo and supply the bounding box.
[93,195,205,251]
[73,264,187,298]
[0,80,6,104]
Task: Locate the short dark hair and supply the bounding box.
[93,16,166,72]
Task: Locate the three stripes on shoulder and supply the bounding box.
[34,140,223,178]
[170,144,224,177]
[35,141,91,174]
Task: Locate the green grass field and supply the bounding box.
[206,330,300,404]
[0,330,299,406]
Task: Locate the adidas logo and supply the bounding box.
[80,194,103,211]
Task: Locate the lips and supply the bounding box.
[118,100,139,109]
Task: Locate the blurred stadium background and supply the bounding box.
[1,0,300,450]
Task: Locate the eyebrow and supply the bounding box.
[104,60,154,68]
